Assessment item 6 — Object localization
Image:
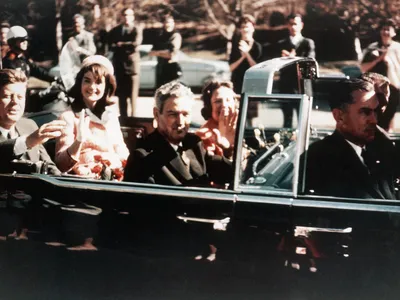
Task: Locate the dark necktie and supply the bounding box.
[1,130,12,139]
[361,148,372,172]
[177,146,190,170]
[7,127,17,139]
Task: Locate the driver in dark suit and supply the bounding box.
[304,78,398,199]
[124,81,233,186]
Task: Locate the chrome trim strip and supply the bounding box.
[245,94,304,100]
[1,174,235,202]
[236,194,292,206]
[238,186,293,197]
[292,94,310,199]
[293,199,400,213]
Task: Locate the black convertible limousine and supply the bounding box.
[1,57,400,300]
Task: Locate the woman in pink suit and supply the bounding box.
[56,55,129,181]
[52,55,129,251]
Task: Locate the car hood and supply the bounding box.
[181,57,230,72]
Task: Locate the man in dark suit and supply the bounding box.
[277,14,315,59]
[108,7,142,117]
[0,69,66,239]
[0,69,65,175]
[304,78,398,199]
[124,81,233,186]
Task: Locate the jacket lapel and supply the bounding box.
[169,156,193,181]
[332,131,385,199]
[150,131,193,182]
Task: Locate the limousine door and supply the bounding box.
[223,91,311,275]
[289,77,400,298]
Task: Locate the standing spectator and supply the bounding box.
[68,14,96,62]
[108,7,142,117]
[229,15,262,94]
[360,72,400,132]
[3,26,55,83]
[277,14,315,59]
[361,19,400,132]
[149,15,182,89]
[0,22,10,60]
[361,19,400,90]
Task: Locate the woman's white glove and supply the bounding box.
[76,109,89,142]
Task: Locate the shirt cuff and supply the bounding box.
[14,136,28,156]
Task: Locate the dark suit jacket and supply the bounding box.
[0,118,60,175]
[304,129,397,199]
[277,36,316,58]
[3,51,55,82]
[108,24,142,75]
[123,130,233,186]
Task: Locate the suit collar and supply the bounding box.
[330,131,385,199]
[0,126,10,138]
[149,130,194,181]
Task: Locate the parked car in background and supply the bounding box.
[139,44,231,90]
[49,45,231,92]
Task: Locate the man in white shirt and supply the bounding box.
[0,69,65,175]
[304,78,398,199]
[69,14,96,62]
[277,14,315,59]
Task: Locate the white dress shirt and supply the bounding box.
[345,139,365,165]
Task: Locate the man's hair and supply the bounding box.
[359,72,389,85]
[328,78,374,110]
[379,18,397,30]
[238,14,256,27]
[0,69,27,88]
[162,14,174,23]
[286,13,302,22]
[201,79,235,120]
[0,21,10,29]
[121,7,134,15]
[155,81,194,113]
[73,14,85,24]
